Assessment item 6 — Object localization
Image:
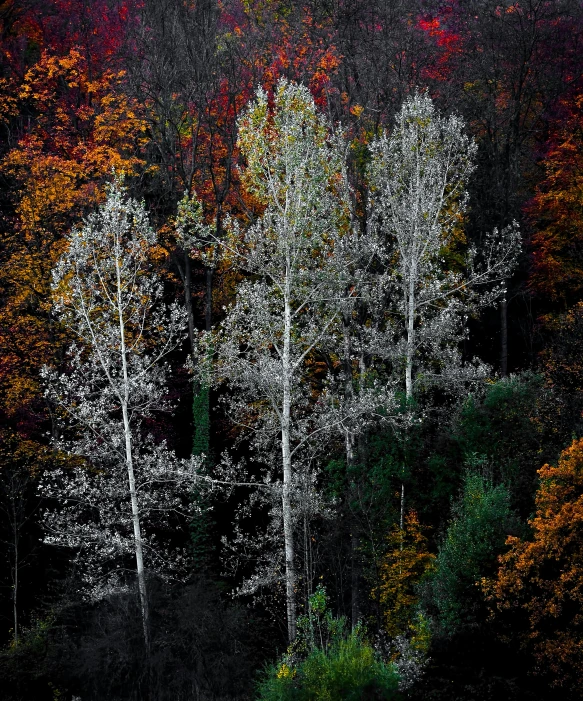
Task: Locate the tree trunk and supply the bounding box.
[343,316,361,628]
[500,296,508,377]
[282,287,297,642]
[12,514,18,645]
[342,317,355,464]
[116,256,150,651]
[405,272,416,400]
[403,278,414,540]
[122,406,150,650]
[184,252,195,353]
[205,267,212,332]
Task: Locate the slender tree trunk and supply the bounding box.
[204,206,220,334]
[282,285,297,642]
[402,279,415,538]
[205,267,212,332]
[500,296,508,377]
[184,252,195,353]
[303,510,309,607]
[116,255,150,651]
[343,316,360,628]
[122,401,150,651]
[342,318,355,465]
[12,516,18,645]
[405,273,416,400]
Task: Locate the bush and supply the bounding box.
[257,587,401,700]
[429,468,519,636]
[257,630,401,700]
[0,616,56,701]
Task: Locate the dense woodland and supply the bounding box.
[1,1,583,699]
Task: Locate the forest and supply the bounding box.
[1,0,583,699]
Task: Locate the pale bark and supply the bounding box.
[1,468,37,647]
[500,296,508,377]
[368,94,518,546]
[42,182,191,663]
[281,282,297,641]
[405,265,416,401]
[403,273,415,538]
[116,251,150,649]
[123,401,150,650]
[214,81,350,643]
[342,317,356,465]
[342,315,361,627]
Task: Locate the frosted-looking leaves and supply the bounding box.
[40,179,201,646]
[209,80,351,642]
[367,92,520,399]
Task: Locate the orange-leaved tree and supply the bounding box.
[0,47,146,436]
[486,436,583,690]
[374,511,435,639]
[0,51,147,644]
[527,91,583,309]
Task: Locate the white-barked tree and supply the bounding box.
[41,180,200,649]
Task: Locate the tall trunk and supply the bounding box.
[405,271,416,401]
[342,317,355,465]
[282,286,297,642]
[184,252,195,353]
[122,401,150,651]
[116,256,150,650]
[203,206,221,334]
[174,248,195,354]
[205,267,212,332]
[402,275,415,533]
[500,296,508,377]
[343,315,360,628]
[12,507,18,645]
[303,509,313,611]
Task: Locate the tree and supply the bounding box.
[430,469,518,636]
[0,46,147,496]
[374,511,435,639]
[322,0,429,127]
[124,0,249,344]
[527,91,583,309]
[368,91,519,400]
[210,79,350,642]
[451,373,548,518]
[418,1,583,373]
[41,179,197,650]
[487,437,583,691]
[366,91,520,519]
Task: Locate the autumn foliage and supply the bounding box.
[375,511,435,639]
[0,46,146,444]
[528,92,583,307]
[487,437,583,690]
[0,0,583,697]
